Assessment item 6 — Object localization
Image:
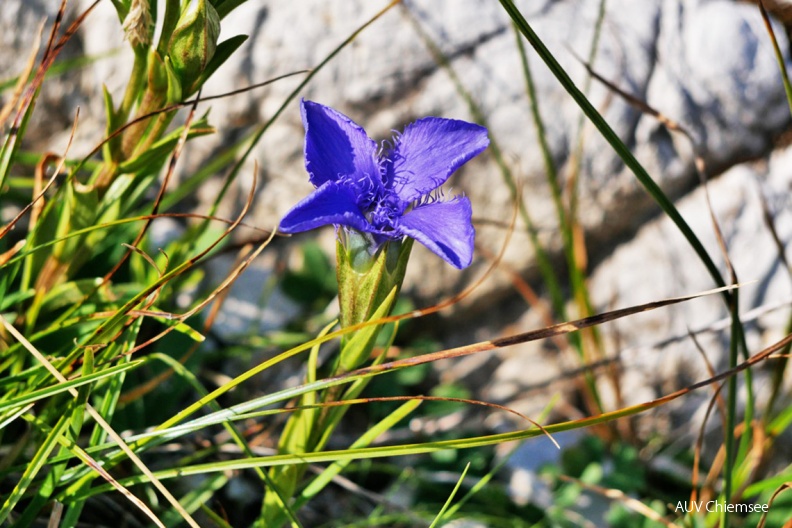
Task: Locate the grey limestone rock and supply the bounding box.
[3,0,791,338]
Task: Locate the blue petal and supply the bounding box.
[279,181,371,234]
[390,117,489,203]
[302,100,381,188]
[397,197,475,269]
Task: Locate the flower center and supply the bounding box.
[339,165,405,237]
[368,192,401,232]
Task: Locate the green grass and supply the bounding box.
[1,0,791,526]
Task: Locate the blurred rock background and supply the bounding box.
[4,0,792,440]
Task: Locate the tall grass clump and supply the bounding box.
[1,0,792,526]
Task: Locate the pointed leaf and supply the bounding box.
[118,114,214,173]
[102,85,123,162]
[193,35,249,89]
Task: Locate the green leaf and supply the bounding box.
[192,34,248,89]
[102,85,123,163]
[157,0,183,56]
[0,361,141,416]
[0,86,35,195]
[108,0,129,23]
[429,462,471,528]
[0,406,73,524]
[164,55,183,104]
[338,285,398,374]
[53,180,99,262]
[299,400,421,506]
[118,113,214,173]
[214,0,249,20]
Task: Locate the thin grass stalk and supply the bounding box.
[428,462,470,528]
[400,6,569,333]
[513,0,608,419]
[82,286,738,456]
[0,313,196,527]
[0,406,72,524]
[497,4,755,523]
[563,0,609,417]
[758,0,792,117]
[498,0,729,301]
[70,323,791,500]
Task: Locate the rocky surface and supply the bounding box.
[487,143,792,434]
[4,0,792,438]
[49,0,789,306]
[1,0,89,146]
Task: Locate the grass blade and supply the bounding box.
[428,462,470,528]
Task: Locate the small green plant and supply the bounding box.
[2,0,792,526]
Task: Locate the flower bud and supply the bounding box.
[167,0,220,92]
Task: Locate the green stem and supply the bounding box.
[118,46,149,127]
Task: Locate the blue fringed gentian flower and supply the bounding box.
[265,103,489,510]
[279,100,489,269]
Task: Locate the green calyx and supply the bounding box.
[336,232,413,371]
